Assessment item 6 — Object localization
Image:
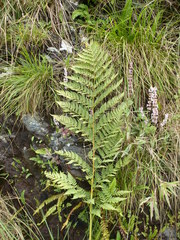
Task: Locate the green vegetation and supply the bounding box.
[0,0,179,239]
[36,41,179,239]
[79,0,179,103]
[35,41,132,239]
[0,50,56,118]
[0,194,45,240]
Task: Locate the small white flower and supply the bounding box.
[128,61,134,96]
[81,36,88,43]
[160,113,169,127]
[53,117,60,126]
[147,86,158,124]
[63,67,68,83]
[139,107,148,125]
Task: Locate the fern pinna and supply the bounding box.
[45,42,131,239]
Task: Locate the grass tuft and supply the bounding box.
[0,49,58,119]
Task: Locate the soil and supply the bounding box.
[0,116,87,240]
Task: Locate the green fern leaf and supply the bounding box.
[45,171,89,200]
[55,150,92,178]
[52,115,93,141]
[101,203,116,211]
[38,205,57,225]
[34,193,65,216]
[56,90,92,108]
[44,42,132,238]
[57,101,90,123]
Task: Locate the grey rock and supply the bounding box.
[22,114,49,137]
[49,132,65,151]
[21,114,91,179]
[50,133,89,162]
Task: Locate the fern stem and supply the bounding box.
[89,96,95,240]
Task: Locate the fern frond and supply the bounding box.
[98,179,127,208]
[70,67,95,80]
[60,81,92,97]
[57,101,90,123]
[44,42,131,238]
[99,155,132,185]
[94,93,124,121]
[94,80,122,107]
[55,150,92,178]
[72,62,95,73]
[45,171,89,200]
[56,90,92,108]
[94,122,124,160]
[34,193,66,216]
[45,171,76,189]
[95,102,128,133]
[53,115,93,141]
[95,59,112,79]
[76,54,95,66]
[68,75,94,88]
[96,130,123,160]
[100,164,118,180]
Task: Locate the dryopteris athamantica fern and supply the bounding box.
[45,41,132,239]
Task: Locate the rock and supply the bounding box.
[60,39,73,53]
[22,114,50,138]
[49,132,65,151]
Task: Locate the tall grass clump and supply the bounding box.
[0,195,24,240]
[10,20,49,49]
[0,0,76,59]
[0,50,58,119]
[83,0,179,105]
[0,194,46,240]
[122,110,179,215]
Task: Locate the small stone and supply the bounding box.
[22,114,49,137]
